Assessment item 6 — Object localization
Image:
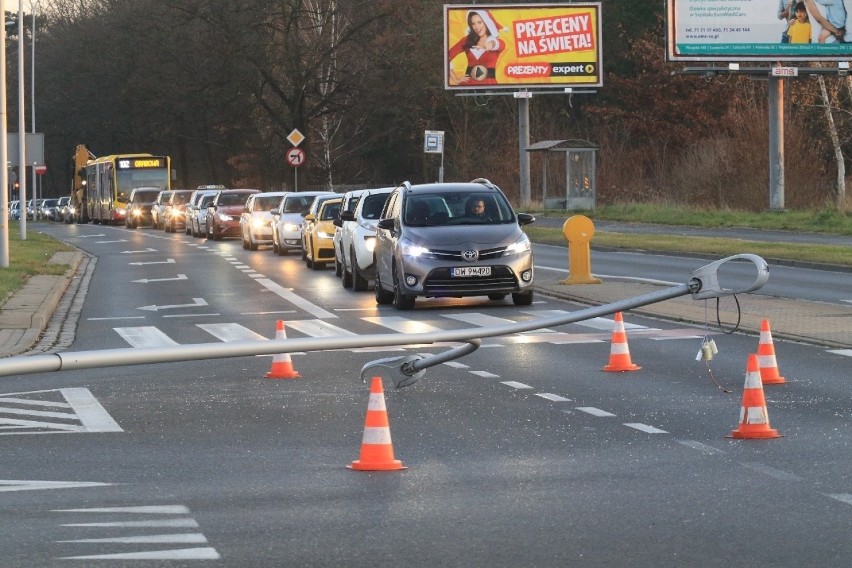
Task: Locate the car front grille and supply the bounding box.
[431,246,506,262]
[423,265,518,296]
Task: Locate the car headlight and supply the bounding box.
[364,236,377,252]
[217,213,233,221]
[317,230,334,239]
[171,210,184,219]
[401,238,434,259]
[251,219,268,230]
[116,207,126,215]
[283,223,299,232]
[504,234,532,256]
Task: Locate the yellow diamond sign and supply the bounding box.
[287,129,305,147]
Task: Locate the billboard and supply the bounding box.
[444,3,602,90]
[668,0,852,61]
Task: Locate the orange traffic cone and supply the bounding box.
[603,312,640,372]
[756,319,785,385]
[729,354,781,439]
[348,377,406,471]
[265,320,301,379]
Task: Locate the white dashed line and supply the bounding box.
[469,371,500,379]
[678,440,724,454]
[624,423,668,434]
[828,494,852,506]
[500,381,533,389]
[575,406,616,417]
[536,393,571,402]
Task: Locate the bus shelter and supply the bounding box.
[526,139,598,210]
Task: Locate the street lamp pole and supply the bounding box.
[30,0,37,205]
[0,0,9,267]
[17,0,26,239]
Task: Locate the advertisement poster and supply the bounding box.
[668,0,852,61]
[444,3,602,90]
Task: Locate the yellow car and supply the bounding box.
[303,196,342,270]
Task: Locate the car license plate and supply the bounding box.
[451,266,491,277]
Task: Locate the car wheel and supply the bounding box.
[241,234,249,250]
[374,271,394,305]
[249,235,258,251]
[392,264,415,310]
[352,248,368,291]
[334,253,343,277]
[341,258,353,288]
[488,293,507,301]
[312,260,325,271]
[512,290,534,306]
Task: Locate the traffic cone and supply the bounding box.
[729,354,781,439]
[348,377,406,471]
[756,319,786,385]
[603,312,640,372]
[265,320,301,379]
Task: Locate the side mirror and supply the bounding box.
[517,213,535,226]
[332,219,342,227]
[377,218,395,231]
[340,210,355,222]
[304,213,316,221]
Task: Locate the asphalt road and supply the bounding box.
[1,222,850,567]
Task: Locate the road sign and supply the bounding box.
[34,165,47,175]
[424,130,444,154]
[286,147,306,167]
[771,67,798,77]
[287,129,305,147]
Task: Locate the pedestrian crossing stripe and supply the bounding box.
[0,388,122,435]
[54,504,220,560]
[111,314,710,350]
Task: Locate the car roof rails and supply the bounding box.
[399,181,413,192]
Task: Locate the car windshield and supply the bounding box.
[218,193,252,206]
[255,195,284,211]
[320,202,341,220]
[133,191,160,203]
[283,195,317,213]
[403,192,514,226]
[361,194,387,220]
[172,192,192,205]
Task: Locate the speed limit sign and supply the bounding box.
[285,147,305,167]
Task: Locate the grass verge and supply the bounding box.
[0,225,74,304]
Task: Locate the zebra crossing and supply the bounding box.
[0,388,123,436]
[111,311,705,350]
[53,504,219,560]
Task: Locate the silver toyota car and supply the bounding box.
[374,179,535,310]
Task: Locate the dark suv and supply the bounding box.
[373,179,535,309]
[125,187,162,228]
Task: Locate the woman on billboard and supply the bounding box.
[448,9,506,86]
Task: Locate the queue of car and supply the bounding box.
[30,178,534,310]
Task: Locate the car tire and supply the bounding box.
[352,248,368,291]
[312,260,325,271]
[334,254,343,277]
[374,271,394,305]
[249,235,258,251]
[241,235,249,249]
[341,259,353,288]
[392,265,415,310]
[512,290,534,306]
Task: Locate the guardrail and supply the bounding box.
[0,254,769,387]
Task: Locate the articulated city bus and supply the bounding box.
[84,153,172,224]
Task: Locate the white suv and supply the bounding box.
[337,187,393,290]
[333,189,367,276]
[239,192,288,250]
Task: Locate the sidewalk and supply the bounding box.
[0,249,848,359]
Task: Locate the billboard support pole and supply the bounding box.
[518,97,531,205]
[768,76,785,211]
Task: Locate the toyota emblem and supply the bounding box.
[462,249,479,262]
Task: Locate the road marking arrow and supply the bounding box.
[121,248,158,254]
[0,480,113,492]
[137,298,208,312]
[132,274,188,284]
[129,258,175,266]
[95,239,128,244]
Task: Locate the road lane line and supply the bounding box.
[256,279,337,319]
[624,423,669,434]
[501,381,533,389]
[575,407,616,417]
[536,393,571,402]
[115,327,179,348]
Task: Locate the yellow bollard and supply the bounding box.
[560,215,602,285]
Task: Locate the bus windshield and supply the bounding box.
[116,169,168,194]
